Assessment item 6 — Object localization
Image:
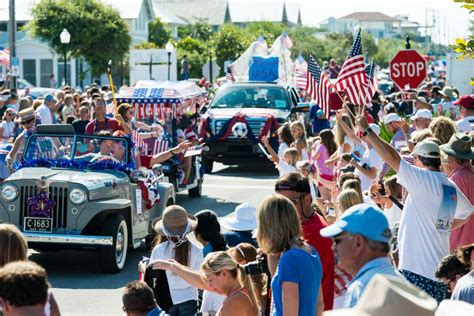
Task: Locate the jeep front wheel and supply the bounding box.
[99,214,128,273]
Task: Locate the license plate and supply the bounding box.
[23,217,53,233]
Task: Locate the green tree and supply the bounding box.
[28,0,130,77]
[244,22,285,43]
[148,17,171,47]
[176,36,208,78]
[361,32,378,59]
[178,19,213,41]
[211,24,251,74]
[450,1,474,60]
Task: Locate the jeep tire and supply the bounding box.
[99,214,128,273]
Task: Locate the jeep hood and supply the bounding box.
[7,167,128,190]
[207,107,288,120]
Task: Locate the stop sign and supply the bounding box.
[389,50,427,90]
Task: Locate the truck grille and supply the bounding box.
[19,186,69,229]
[214,119,266,139]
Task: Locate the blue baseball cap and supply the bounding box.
[44,94,54,102]
[320,203,391,243]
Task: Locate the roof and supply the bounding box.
[228,1,300,25]
[339,12,400,22]
[153,6,187,25]
[152,0,229,25]
[0,0,151,22]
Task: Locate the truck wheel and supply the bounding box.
[188,179,202,198]
[99,214,128,274]
[204,159,214,173]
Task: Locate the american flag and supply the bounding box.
[184,144,203,157]
[363,60,379,105]
[0,48,9,67]
[334,29,367,106]
[152,138,169,155]
[306,55,333,119]
[294,55,308,89]
[149,88,175,98]
[132,130,148,154]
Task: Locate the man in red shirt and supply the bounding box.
[275,173,335,310]
[85,97,123,134]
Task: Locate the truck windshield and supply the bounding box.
[211,86,289,109]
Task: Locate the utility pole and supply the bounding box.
[8,0,17,89]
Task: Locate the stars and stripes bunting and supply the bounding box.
[334,29,368,106]
[305,55,333,119]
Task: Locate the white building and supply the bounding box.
[320,12,420,39]
[0,0,167,87]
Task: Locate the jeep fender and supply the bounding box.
[76,198,132,230]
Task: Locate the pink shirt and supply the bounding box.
[449,163,474,252]
[314,144,333,176]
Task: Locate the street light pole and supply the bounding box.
[165,42,174,81]
[63,46,67,86]
[60,29,71,87]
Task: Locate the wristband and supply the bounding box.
[362,127,373,137]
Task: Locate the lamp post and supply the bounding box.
[165,42,174,81]
[60,28,71,86]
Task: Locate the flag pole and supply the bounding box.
[334,90,356,119]
[107,60,118,116]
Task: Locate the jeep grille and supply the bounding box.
[214,119,266,139]
[19,186,69,229]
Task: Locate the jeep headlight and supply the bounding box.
[1,184,18,202]
[69,188,87,205]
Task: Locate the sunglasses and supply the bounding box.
[21,118,35,125]
[333,234,352,245]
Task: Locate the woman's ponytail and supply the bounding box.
[238,265,260,315]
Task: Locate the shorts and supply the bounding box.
[400,269,447,303]
[318,174,334,187]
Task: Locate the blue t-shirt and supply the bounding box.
[309,104,330,134]
[271,247,322,316]
[223,231,258,248]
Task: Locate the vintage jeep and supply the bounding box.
[0,125,175,273]
[200,82,296,171]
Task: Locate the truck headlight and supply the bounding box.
[1,184,18,202]
[69,188,87,205]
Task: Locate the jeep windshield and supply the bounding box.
[210,86,290,109]
[23,135,129,166]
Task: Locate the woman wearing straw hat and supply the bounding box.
[149,205,203,316]
[5,108,37,169]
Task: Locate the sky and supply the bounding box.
[231,0,472,45]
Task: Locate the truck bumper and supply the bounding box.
[24,232,113,246]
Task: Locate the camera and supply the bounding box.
[243,255,269,275]
[378,181,386,196]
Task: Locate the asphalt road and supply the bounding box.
[29,162,277,315]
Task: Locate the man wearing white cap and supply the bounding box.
[355,115,473,303]
[384,113,406,152]
[221,203,258,247]
[350,124,384,191]
[410,109,432,130]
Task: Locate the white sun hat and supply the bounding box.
[220,203,257,231]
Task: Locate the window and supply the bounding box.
[40,59,53,87]
[23,59,36,86]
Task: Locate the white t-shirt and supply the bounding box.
[36,104,53,125]
[456,115,474,133]
[384,203,403,230]
[278,160,297,176]
[200,290,226,314]
[397,159,473,281]
[354,147,384,192]
[0,121,14,143]
[61,105,75,122]
[150,240,203,304]
[277,142,289,160]
[338,135,354,155]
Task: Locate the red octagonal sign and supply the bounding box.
[389,50,427,91]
